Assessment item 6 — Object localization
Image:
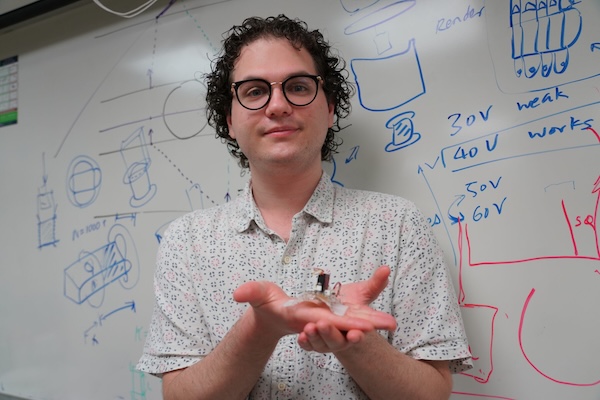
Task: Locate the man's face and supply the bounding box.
[226,37,334,172]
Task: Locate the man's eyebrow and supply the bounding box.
[233,71,317,82]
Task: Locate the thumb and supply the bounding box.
[364,265,391,303]
[233,281,267,307]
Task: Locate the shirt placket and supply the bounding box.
[271,216,306,399]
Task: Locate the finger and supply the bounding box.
[365,265,391,302]
[344,329,365,344]
[305,322,331,351]
[345,305,397,331]
[233,281,275,307]
[297,331,313,351]
[315,321,348,350]
[297,308,376,333]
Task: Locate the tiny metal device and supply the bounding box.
[284,269,347,315]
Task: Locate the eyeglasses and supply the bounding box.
[231,74,323,110]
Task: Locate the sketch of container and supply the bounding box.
[64,224,139,307]
[120,127,157,208]
[351,38,425,112]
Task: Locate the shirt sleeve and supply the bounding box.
[136,214,213,376]
[391,201,473,373]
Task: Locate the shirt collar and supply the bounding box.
[232,171,335,233]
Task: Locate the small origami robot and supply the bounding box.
[284,268,347,316]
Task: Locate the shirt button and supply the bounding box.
[277,382,287,391]
[283,256,292,264]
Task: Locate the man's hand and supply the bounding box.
[297,265,395,353]
[233,266,396,342]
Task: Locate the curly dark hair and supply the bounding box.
[204,14,354,169]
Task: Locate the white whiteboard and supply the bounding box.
[1,0,599,399]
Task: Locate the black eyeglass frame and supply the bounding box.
[231,74,323,110]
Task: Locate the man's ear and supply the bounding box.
[328,101,335,129]
[226,113,236,139]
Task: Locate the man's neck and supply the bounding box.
[249,164,323,240]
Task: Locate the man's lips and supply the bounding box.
[264,126,298,135]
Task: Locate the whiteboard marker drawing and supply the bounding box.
[64,224,140,307]
[510,0,582,78]
[120,127,157,208]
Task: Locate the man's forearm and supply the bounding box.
[163,310,280,400]
[334,332,453,400]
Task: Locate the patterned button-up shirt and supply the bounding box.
[137,171,472,399]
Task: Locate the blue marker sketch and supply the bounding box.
[510,0,582,78]
[330,157,344,187]
[341,0,415,55]
[345,145,360,163]
[351,38,425,112]
[486,0,599,93]
[84,301,136,344]
[343,0,416,35]
[66,155,102,208]
[384,111,421,151]
[340,0,381,14]
[186,183,206,210]
[121,127,157,208]
[37,153,59,249]
[64,224,140,307]
[439,102,599,172]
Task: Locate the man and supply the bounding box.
[138,14,472,399]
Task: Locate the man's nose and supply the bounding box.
[265,84,292,115]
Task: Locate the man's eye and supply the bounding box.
[288,84,309,93]
[243,84,268,98]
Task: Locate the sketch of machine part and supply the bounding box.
[343,0,415,35]
[64,224,140,308]
[351,38,425,112]
[120,127,157,208]
[510,0,582,79]
[485,1,597,93]
[384,110,421,151]
[66,155,102,208]
[342,0,416,55]
[163,78,209,140]
[37,154,59,248]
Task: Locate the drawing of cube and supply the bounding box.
[64,241,131,305]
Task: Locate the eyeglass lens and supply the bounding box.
[235,75,319,110]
